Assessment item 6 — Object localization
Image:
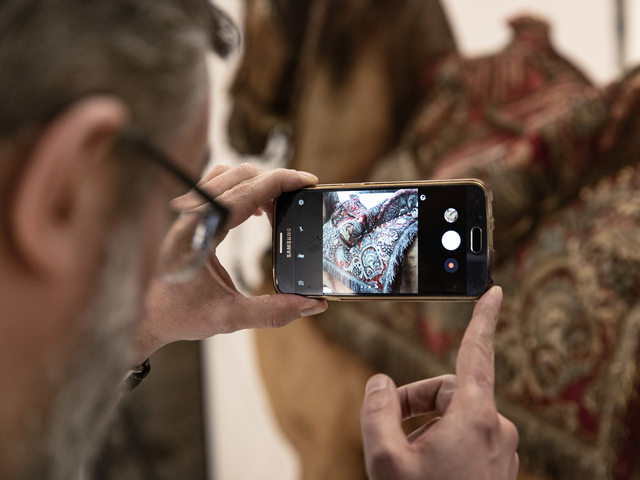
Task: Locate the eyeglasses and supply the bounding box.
[118,127,228,283]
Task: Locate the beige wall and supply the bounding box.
[203,0,300,477]
[443,0,619,83]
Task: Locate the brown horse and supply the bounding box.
[229,2,458,479]
[228,0,457,182]
[226,2,638,479]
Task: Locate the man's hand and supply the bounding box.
[133,164,328,363]
[360,287,519,480]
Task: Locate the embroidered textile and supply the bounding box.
[323,189,418,293]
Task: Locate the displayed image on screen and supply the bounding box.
[321,189,419,294]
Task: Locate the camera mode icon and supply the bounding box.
[444,258,459,273]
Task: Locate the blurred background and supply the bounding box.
[97,1,640,479]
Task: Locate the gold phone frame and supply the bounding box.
[272,179,494,301]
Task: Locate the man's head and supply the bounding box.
[0,0,227,477]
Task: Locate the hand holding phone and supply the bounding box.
[273,180,494,300]
[136,165,328,363]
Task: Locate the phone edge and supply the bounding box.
[272,178,495,301]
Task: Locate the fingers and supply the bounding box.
[223,293,327,332]
[358,289,516,480]
[499,414,520,457]
[361,374,408,465]
[510,453,520,480]
[171,163,261,210]
[199,162,233,184]
[170,163,232,210]
[454,286,503,403]
[397,374,457,420]
[216,168,318,230]
[406,416,441,444]
[172,164,318,231]
[499,415,520,479]
[202,163,265,199]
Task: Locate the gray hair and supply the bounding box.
[0,0,212,142]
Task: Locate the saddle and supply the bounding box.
[314,17,640,480]
[230,4,640,478]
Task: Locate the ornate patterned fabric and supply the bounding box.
[370,17,620,260]
[492,167,640,461]
[323,189,418,293]
[311,16,640,480]
[316,166,640,479]
[235,5,640,478]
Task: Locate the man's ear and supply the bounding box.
[9,96,130,278]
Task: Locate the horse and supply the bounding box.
[229,2,458,479]
[228,0,457,182]
[227,2,640,479]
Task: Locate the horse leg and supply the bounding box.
[255,318,371,480]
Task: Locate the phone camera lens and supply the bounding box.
[444,258,459,273]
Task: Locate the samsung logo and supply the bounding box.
[286,228,292,258]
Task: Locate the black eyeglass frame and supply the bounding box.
[116,126,229,282]
[117,126,229,228]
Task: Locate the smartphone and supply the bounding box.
[272,180,494,300]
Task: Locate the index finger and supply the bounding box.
[216,168,319,230]
[454,286,503,399]
[171,163,259,211]
[397,374,457,420]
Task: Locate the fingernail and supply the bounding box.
[365,374,389,395]
[491,285,503,298]
[300,303,327,317]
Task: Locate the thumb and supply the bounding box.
[361,375,407,465]
[231,294,327,331]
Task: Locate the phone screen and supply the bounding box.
[273,182,492,298]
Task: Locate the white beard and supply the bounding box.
[13,220,144,480]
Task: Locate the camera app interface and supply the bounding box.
[280,184,478,296]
